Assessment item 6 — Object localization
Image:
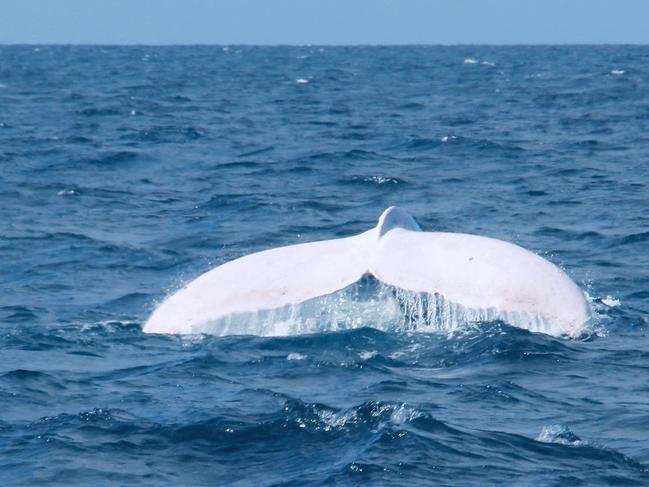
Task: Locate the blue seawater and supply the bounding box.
[1,45,648,486]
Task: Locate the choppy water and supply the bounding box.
[1,45,649,485]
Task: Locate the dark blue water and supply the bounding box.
[1,45,648,485]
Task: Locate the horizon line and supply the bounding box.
[1,42,648,47]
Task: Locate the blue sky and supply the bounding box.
[1,0,648,45]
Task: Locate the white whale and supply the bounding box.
[144,207,589,337]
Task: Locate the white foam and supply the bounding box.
[610,69,625,76]
[359,350,378,360]
[78,320,138,333]
[581,291,608,338]
[315,402,422,432]
[602,296,620,307]
[389,404,423,426]
[536,424,584,446]
[287,353,306,361]
[364,176,398,185]
[295,78,309,84]
[316,408,357,431]
[463,58,478,65]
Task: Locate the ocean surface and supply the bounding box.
[1,45,648,486]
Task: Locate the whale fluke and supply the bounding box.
[144,207,589,337]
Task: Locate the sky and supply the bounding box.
[1,0,648,45]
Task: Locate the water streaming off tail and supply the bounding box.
[194,275,557,337]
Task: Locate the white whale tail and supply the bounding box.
[144,207,590,337]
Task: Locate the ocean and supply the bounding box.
[1,45,648,485]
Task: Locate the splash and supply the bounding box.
[536,424,584,446]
